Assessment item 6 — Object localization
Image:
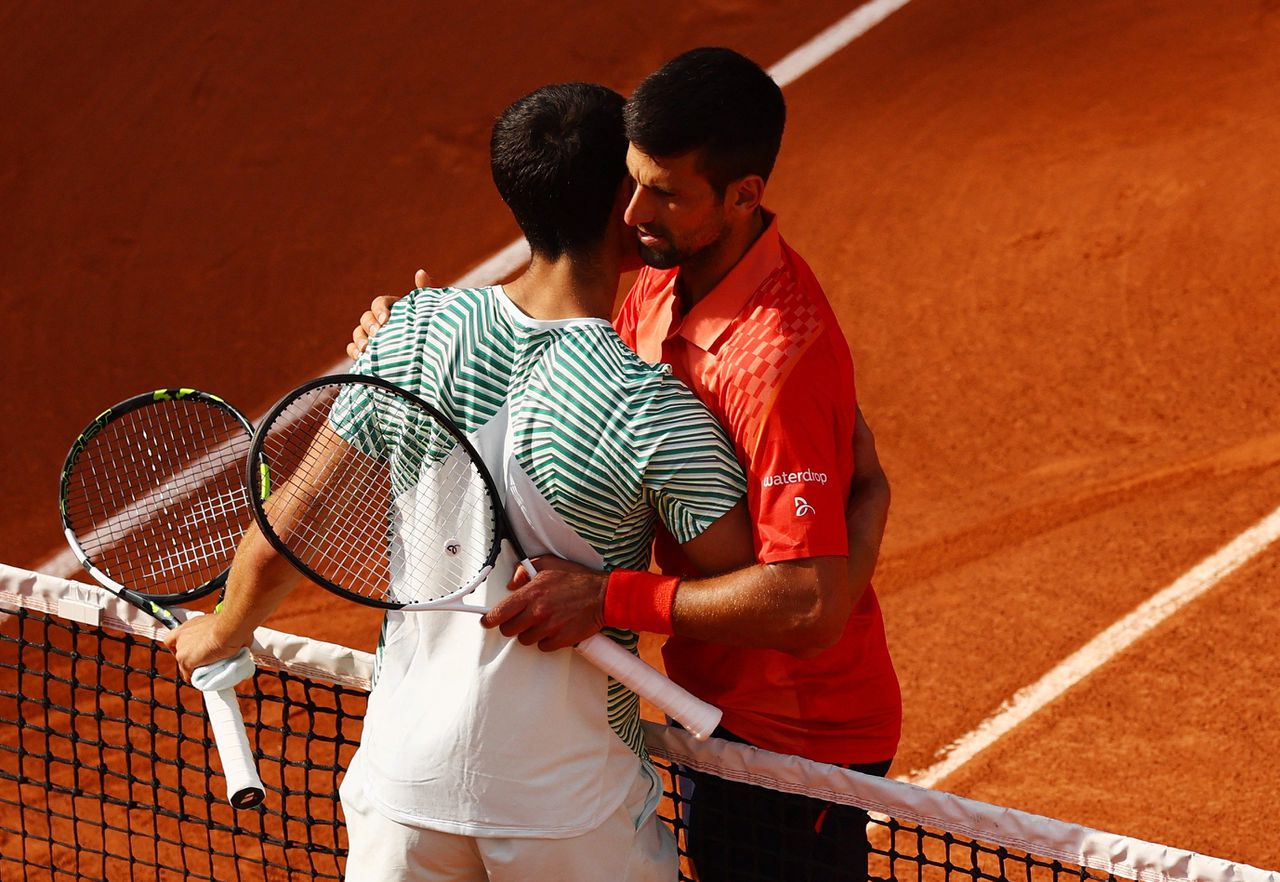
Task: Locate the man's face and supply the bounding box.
[623,145,731,269]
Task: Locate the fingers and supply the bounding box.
[369,297,388,324]
[481,578,602,653]
[414,268,433,289]
[481,593,566,650]
[355,295,401,357]
[348,326,369,360]
[530,555,589,573]
[161,625,196,681]
[505,556,560,590]
[160,617,228,682]
[352,286,416,359]
[349,309,380,358]
[480,593,527,631]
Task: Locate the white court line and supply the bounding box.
[33,547,82,581]
[770,0,914,87]
[906,502,1280,789]
[34,0,914,579]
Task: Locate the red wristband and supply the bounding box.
[602,569,680,635]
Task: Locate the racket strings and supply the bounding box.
[64,397,252,596]
[286,453,392,592]
[257,382,499,607]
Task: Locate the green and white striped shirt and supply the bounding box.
[347,284,744,837]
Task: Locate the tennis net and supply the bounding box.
[0,563,1273,882]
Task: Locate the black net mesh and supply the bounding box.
[0,603,357,880]
[650,745,1118,882]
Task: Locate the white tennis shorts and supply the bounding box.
[341,758,676,882]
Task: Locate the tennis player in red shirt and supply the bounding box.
[352,48,899,882]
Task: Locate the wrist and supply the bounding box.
[210,608,254,649]
[603,569,680,635]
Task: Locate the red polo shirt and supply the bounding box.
[614,213,901,764]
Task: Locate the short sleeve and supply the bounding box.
[359,289,430,387]
[326,382,385,457]
[328,290,424,455]
[746,341,856,563]
[641,379,746,544]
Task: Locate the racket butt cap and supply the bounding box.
[685,707,723,741]
[231,785,265,809]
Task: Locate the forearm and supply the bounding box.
[635,479,884,655]
[667,557,850,656]
[164,525,301,676]
[213,526,300,645]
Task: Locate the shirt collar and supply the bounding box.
[678,210,783,351]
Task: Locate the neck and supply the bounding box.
[677,208,767,310]
[504,247,619,321]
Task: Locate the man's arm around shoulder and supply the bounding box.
[484,408,890,657]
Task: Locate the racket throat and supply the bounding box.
[399,565,496,613]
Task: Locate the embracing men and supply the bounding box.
[352,48,902,881]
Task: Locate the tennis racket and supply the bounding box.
[248,374,722,739]
[59,388,266,808]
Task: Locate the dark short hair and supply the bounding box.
[624,47,785,193]
[490,83,627,260]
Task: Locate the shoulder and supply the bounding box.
[554,325,720,427]
[554,323,646,371]
[376,286,490,337]
[400,285,495,321]
[714,245,854,451]
[627,364,730,452]
[553,323,679,392]
[362,286,502,382]
[722,261,845,387]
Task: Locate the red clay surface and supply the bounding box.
[3,0,1279,872]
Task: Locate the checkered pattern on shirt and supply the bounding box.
[716,264,825,457]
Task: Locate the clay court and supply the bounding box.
[2,0,1278,873]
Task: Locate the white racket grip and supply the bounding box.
[574,633,722,740]
[199,685,266,809]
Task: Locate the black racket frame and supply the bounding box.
[58,387,254,607]
[247,374,516,610]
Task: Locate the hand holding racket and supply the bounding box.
[59,388,266,808]
[249,375,723,739]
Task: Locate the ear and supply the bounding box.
[724,174,765,217]
[611,175,636,219]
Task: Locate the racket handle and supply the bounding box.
[574,633,722,740]
[199,686,266,808]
